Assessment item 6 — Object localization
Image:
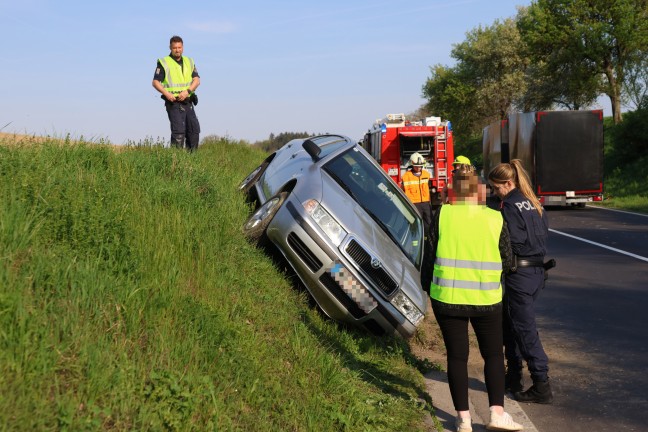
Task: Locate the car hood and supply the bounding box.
[315,173,426,306]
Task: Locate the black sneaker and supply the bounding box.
[514,379,553,404]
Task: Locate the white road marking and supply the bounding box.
[586,205,648,217]
[549,229,648,263]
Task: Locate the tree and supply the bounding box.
[519,0,648,124]
[608,99,648,161]
[623,51,648,109]
[518,54,603,111]
[422,18,528,139]
[253,131,312,153]
[421,64,480,141]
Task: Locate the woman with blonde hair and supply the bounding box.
[488,159,552,404]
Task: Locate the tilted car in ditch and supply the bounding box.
[239,135,427,338]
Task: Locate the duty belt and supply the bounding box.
[516,257,544,268]
[511,256,557,281]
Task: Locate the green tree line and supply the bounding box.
[421,0,648,149]
[253,131,317,153]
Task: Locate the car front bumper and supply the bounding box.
[265,197,422,338]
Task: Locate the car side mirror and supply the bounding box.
[302,139,321,161]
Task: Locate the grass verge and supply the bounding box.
[0,137,437,431]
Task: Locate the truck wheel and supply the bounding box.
[238,162,268,204]
[243,192,288,245]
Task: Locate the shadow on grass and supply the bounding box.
[257,241,437,423]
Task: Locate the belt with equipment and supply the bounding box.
[511,256,557,280]
[516,257,544,268]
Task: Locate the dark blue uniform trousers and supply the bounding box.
[166,101,200,151]
[503,267,549,382]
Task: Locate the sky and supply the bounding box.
[1,0,612,145]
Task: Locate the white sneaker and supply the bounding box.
[455,416,472,432]
[486,410,523,431]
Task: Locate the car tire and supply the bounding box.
[243,192,288,245]
[238,162,268,204]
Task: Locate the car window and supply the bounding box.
[323,148,424,266]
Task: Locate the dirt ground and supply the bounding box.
[409,298,482,370]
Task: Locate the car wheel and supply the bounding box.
[238,162,268,204]
[243,192,288,245]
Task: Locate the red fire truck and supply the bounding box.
[362,113,454,204]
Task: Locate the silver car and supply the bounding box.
[239,135,427,338]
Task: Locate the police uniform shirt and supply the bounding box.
[501,188,548,258]
[153,55,200,83]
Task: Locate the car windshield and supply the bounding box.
[323,147,424,267]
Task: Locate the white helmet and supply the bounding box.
[410,152,425,167]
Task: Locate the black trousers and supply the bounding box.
[165,101,200,151]
[433,308,505,411]
[414,201,432,235]
[503,267,549,382]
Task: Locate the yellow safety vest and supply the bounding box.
[159,56,195,94]
[430,204,504,305]
[402,170,431,203]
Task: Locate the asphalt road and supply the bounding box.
[518,205,648,432]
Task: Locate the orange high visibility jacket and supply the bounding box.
[402,169,431,203]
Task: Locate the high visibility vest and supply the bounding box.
[159,56,195,94]
[430,204,504,305]
[402,170,431,203]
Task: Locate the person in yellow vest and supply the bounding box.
[152,35,201,151]
[428,172,522,432]
[401,152,432,234]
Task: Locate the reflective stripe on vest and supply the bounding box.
[430,204,504,305]
[402,170,431,203]
[159,56,195,94]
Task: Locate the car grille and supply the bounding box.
[319,272,367,319]
[345,239,398,297]
[287,232,322,272]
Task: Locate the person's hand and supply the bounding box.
[164,91,176,102]
[177,89,190,101]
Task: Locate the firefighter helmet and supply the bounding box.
[453,155,471,166]
[410,152,426,167]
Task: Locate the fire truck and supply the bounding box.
[362,113,454,204]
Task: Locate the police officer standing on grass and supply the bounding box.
[152,35,201,151]
[488,159,553,404]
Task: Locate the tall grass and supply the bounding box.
[0,138,434,431]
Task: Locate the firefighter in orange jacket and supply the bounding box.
[402,152,432,234]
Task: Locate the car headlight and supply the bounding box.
[303,200,347,245]
[391,291,424,326]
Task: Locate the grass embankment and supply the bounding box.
[597,155,648,213]
[0,137,437,431]
[595,117,648,213]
